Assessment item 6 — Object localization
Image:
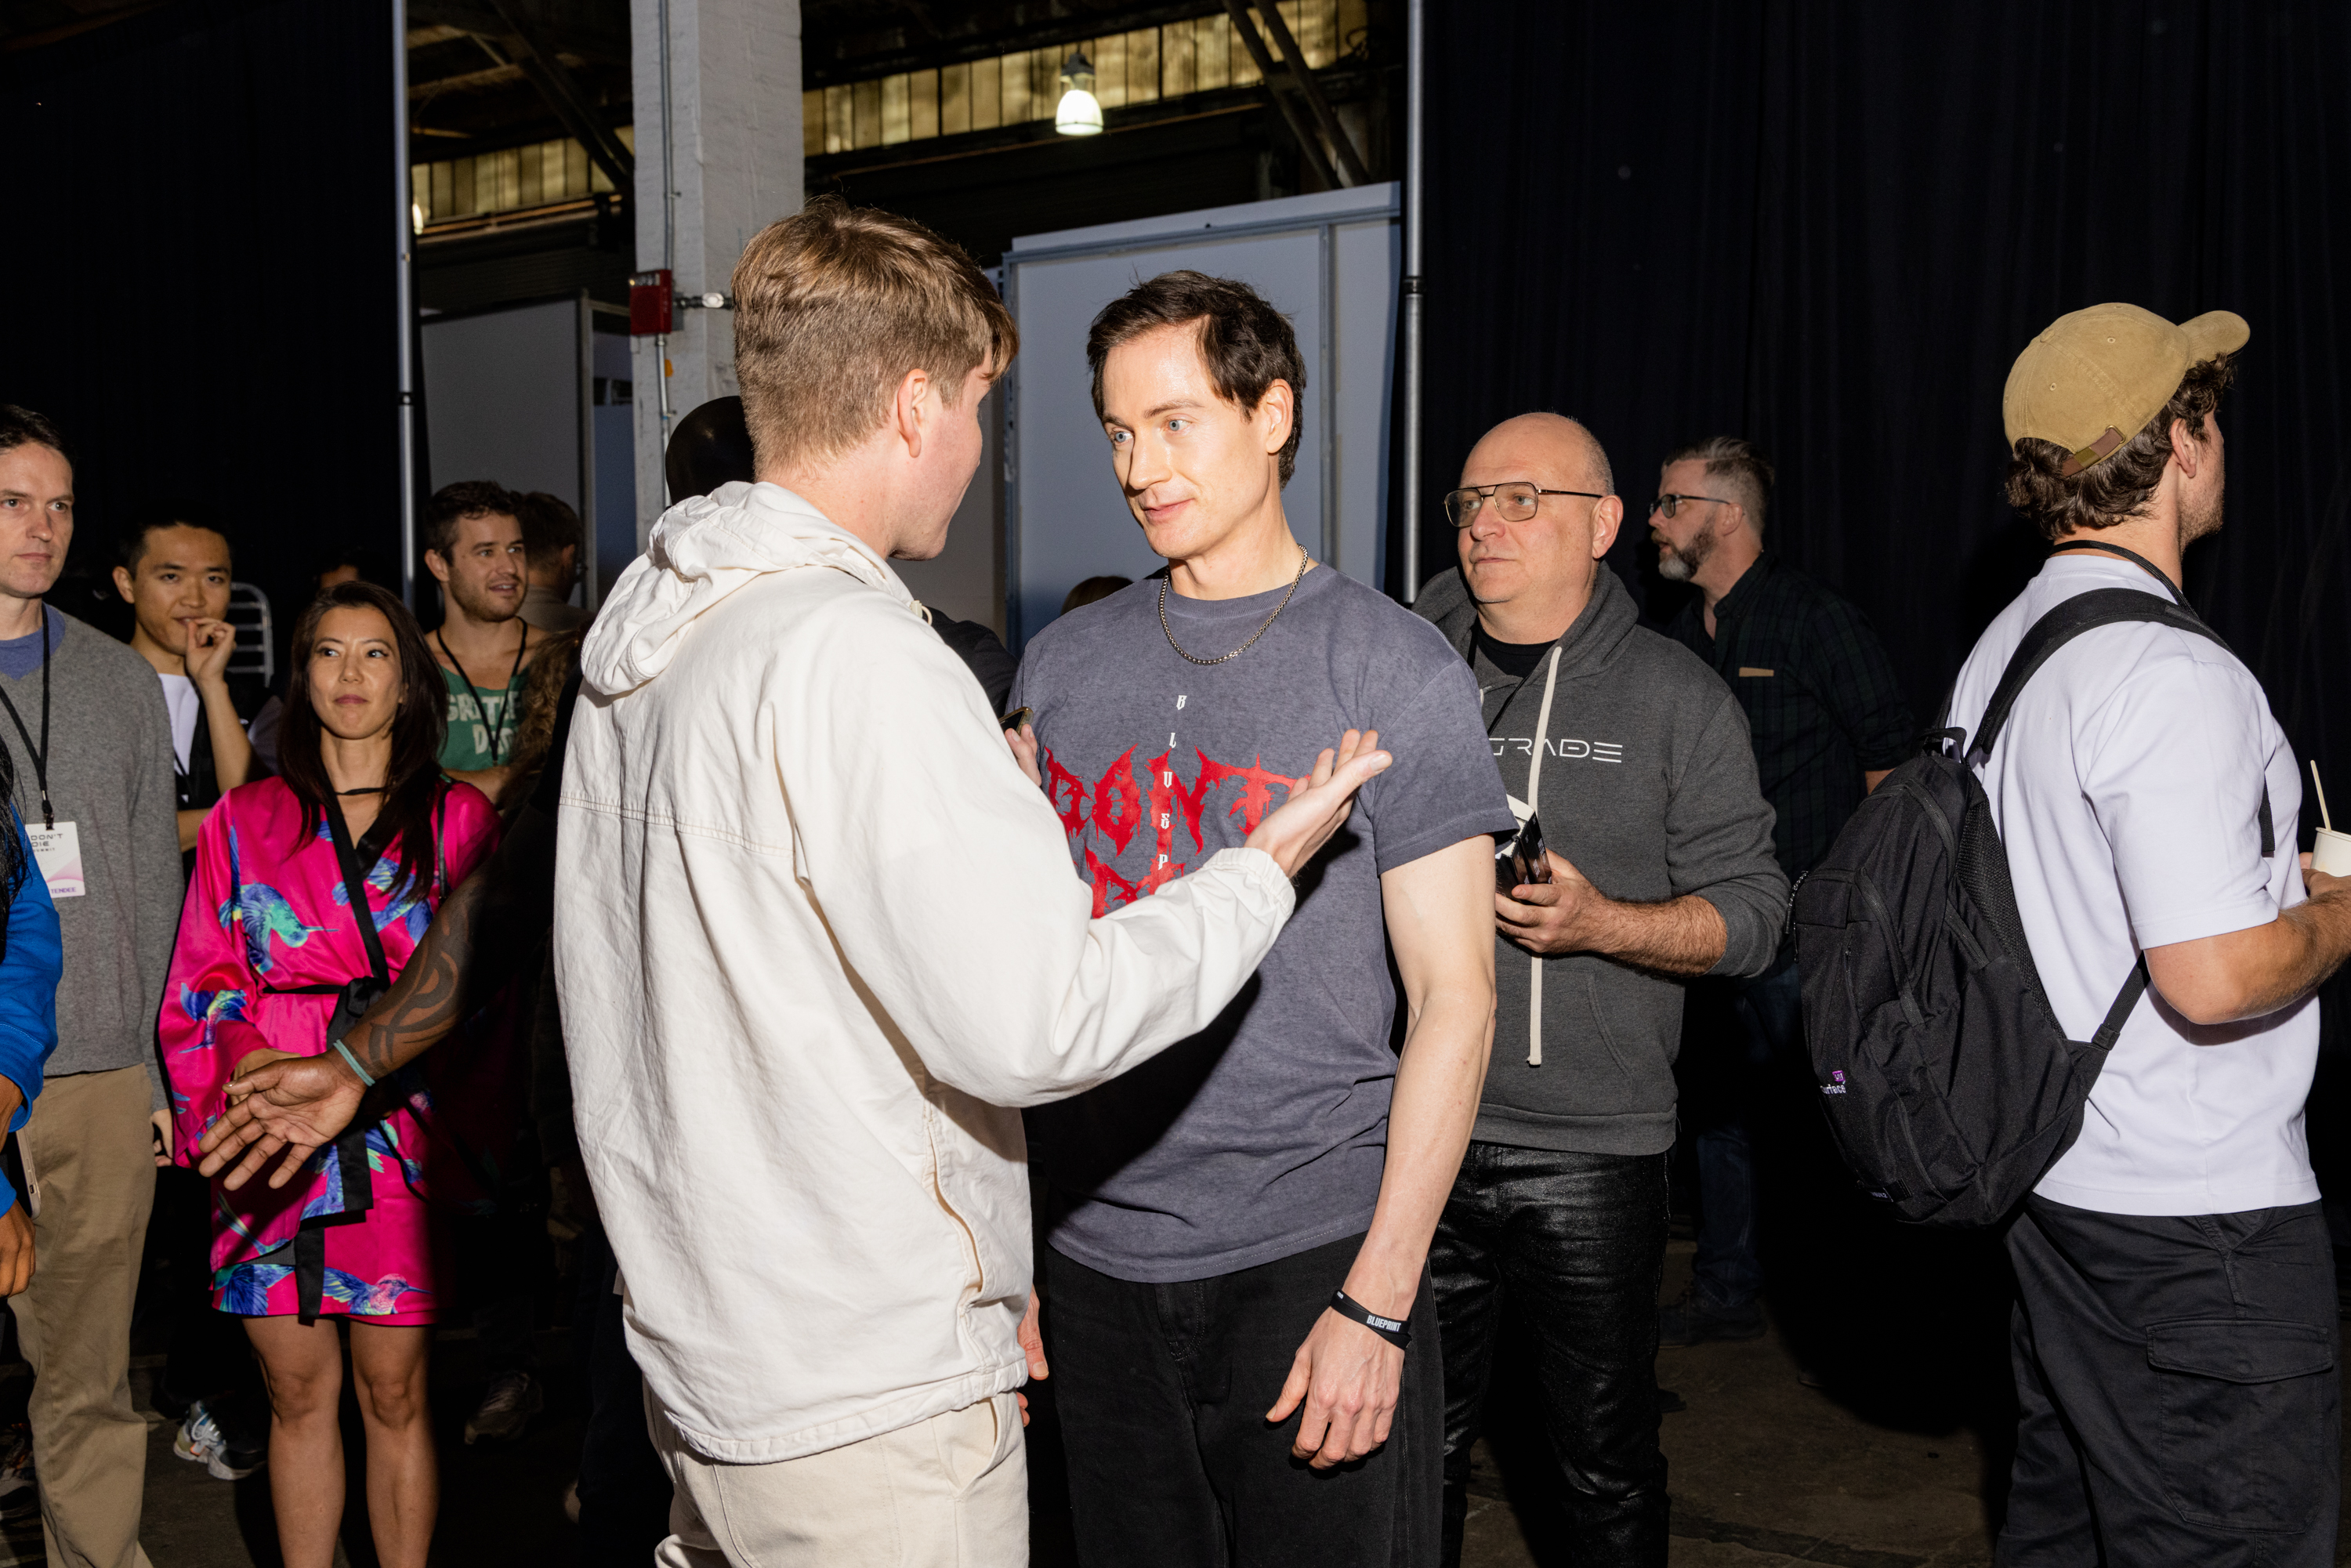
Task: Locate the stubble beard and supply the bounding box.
[2179,482,2226,548]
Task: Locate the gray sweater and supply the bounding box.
[0,612,179,1106]
[1418,567,1788,1155]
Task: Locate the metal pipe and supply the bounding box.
[1400,0,1425,602]
[657,0,676,448]
[394,0,418,609]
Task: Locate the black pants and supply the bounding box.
[1040,1230,1440,1567]
[571,1220,672,1566]
[1432,1145,1670,1567]
[2001,1196,2339,1566]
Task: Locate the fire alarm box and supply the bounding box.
[629,270,674,335]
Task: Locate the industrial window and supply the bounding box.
[411,125,636,230]
[803,1,1363,159]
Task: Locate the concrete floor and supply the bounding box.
[59,1239,2351,1564]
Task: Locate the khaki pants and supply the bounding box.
[649,1389,1026,1568]
[14,1066,158,1568]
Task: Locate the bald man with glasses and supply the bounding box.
[1649,436,1914,1364]
[1415,414,1787,1566]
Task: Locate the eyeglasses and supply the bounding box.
[1442,481,1607,529]
[1648,494,1732,520]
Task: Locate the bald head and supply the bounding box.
[1454,411,1625,643]
[1463,413,1614,500]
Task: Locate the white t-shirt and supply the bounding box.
[1946,552,2317,1217]
[158,673,201,774]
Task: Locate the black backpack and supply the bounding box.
[1791,566,2260,1227]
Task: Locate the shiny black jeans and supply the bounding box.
[1432,1145,1670,1567]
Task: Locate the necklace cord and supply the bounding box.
[1160,545,1310,666]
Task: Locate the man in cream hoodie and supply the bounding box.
[553,200,1389,1567]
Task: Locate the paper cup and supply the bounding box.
[2313,827,2351,877]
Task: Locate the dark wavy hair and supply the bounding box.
[277,581,448,899]
[1087,270,1307,484]
[2005,353,2237,543]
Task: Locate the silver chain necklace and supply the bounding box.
[1159,545,1310,666]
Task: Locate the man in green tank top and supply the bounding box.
[422,481,548,799]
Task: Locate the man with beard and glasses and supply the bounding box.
[423,481,549,802]
[1647,440,1912,1358]
[1959,305,2351,1566]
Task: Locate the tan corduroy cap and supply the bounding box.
[2002,303,2249,476]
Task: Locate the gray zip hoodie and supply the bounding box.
[1418,566,1788,1155]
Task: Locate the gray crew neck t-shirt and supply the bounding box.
[1010,564,1513,1282]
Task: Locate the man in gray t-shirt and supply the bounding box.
[1011,272,1508,1567]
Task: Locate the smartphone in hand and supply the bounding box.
[1495,813,1555,894]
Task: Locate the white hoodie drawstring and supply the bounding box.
[1525,646,1562,1066]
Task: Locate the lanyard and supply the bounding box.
[435,625,527,764]
[0,610,55,830]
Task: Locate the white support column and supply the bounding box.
[630,0,802,548]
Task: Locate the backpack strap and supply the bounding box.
[1965,588,2230,765]
[2089,958,2149,1052]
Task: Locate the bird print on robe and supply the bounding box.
[211,1260,431,1318]
[215,1261,292,1316]
[168,985,248,1115]
[218,827,328,974]
[321,1269,432,1316]
[328,844,434,945]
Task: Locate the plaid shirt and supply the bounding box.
[1665,552,1915,879]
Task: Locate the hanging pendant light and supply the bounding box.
[1055,49,1103,136]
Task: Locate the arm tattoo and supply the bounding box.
[346,806,560,1077]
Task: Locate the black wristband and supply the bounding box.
[1329,1287,1411,1348]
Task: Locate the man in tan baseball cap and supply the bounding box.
[1954,305,2351,1565]
[2003,302,2248,477]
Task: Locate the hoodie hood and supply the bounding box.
[1415,562,1642,678]
[581,481,911,695]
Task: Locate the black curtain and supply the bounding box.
[1417,0,2349,770]
[0,0,400,672]
[1418,0,2351,1143]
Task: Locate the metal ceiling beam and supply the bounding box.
[1219,0,1339,190]
[1251,0,1370,186]
[480,0,635,189]
[406,0,629,62]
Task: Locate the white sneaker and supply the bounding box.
[0,1421,31,1519]
[173,1400,263,1482]
[464,1371,545,1446]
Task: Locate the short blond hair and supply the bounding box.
[730,197,1017,474]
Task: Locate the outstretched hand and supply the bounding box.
[1244,730,1390,881]
[197,1049,367,1191]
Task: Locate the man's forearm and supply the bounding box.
[341,805,558,1077]
[199,680,255,792]
[1587,892,1727,976]
[2150,889,2351,1027]
[1345,983,1493,1318]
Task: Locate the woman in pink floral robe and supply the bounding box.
[164,777,498,1321]
[161,581,502,1568]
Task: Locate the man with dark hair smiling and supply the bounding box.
[1009,271,1508,1564]
[423,480,547,799]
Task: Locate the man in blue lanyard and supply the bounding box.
[0,404,179,1566]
